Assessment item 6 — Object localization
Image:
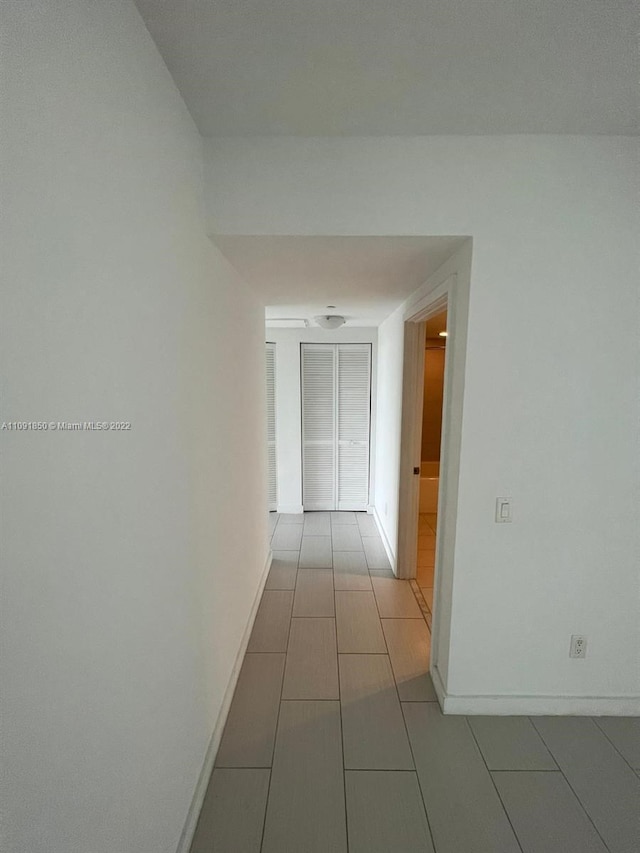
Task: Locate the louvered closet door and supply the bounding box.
[301,344,336,510]
[266,343,277,512]
[337,345,371,510]
[302,343,371,511]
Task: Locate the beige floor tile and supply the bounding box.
[340,654,414,770]
[362,536,391,570]
[266,551,298,590]
[371,577,422,618]
[404,703,521,853]
[409,580,432,622]
[368,565,396,579]
[335,591,386,653]
[331,511,357,524]
[417,564,434,587]
[299,535,332,568]
[277,513,304,524]
[303,512,331,535]
[271,523,303,550]
[293,569,334,616]
[332,524,364,551]
[468,716,557,770]
[262,701,347,853]
[418,512,436,526]
[420,587,434,611]
[418,517,431,534]
[419,513,438,534]
[356,513,378,536]
[333,551,372,591]
[381,618,435,701]
[594,716,640,768]
[345,771,434,853]
[282,618,338,700]
[247,590,293,653]
[493,772,608,853]
[417,549,435,567]
[216,653,285,767]
[532,716,640,853]
[191,768,270,853]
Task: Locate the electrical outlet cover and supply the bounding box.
[569,634,587,658]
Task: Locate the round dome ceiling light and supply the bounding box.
[315,315,346,329]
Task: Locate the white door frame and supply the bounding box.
[396,249,471,695]
[396,295,447,578]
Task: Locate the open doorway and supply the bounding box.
[394,247,472,706]
[415,309,448,621]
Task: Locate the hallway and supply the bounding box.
[190,513,640,853]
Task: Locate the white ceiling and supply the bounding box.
[213,235,466,326]
[134,0,637,136]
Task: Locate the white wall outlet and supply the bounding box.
[569,634,588,659]
[495,497,512,523]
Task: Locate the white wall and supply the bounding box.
[267,327,378,513]
[2,3,268,852]
[206,136,640,713]
[372,309,405,552]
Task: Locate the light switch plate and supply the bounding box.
[495,497,512,523]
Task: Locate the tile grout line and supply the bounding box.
[279,697,340,702]
[591,716,639,775]
[464,717,525,853]
[287,614,426,620]
[523,715,559,771]
[375,515,442,853]
[489,768,565,773]
[528,718,614,853]
[331,515,350,853]
[366,529,391,659]
[258,541,298,853]
[367,520,438,851]
[415,512,435,632]
[369,508,442,852]
[409,579,432,634]
[397,701,439,853]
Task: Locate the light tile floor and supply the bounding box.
[191,511,640,853]
[417,511,436,616]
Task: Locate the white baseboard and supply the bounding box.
[431,667,640,716]
[175,550,273,853]
[371,505,397,574]
[429,663,447,711]
[276,504,303,514]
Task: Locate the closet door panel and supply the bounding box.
[337,345,371,510]
[302,344,371,512]
[302,345,336,510]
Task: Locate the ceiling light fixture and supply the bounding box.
[315,315,346,329]
[439,331,448,337]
